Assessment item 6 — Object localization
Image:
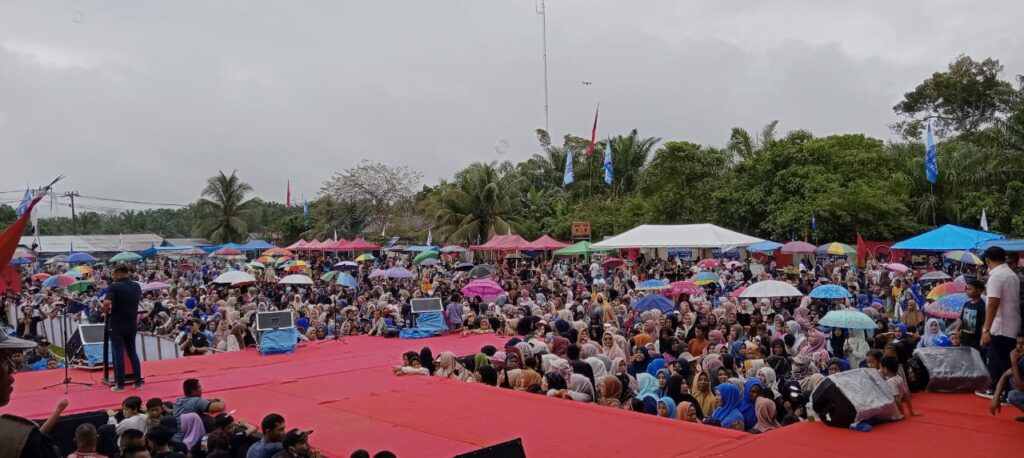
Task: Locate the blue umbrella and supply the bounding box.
[632,295,674,314]
[809,284,852,299]
[636,279,670,291]
[336,272,358,287]
[924,293,970,319]
[67,252,97,264]
[818,309,875,329]
[9,257,32,266]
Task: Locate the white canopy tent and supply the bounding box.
[591,224,764,250]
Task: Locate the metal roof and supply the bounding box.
[163,238,213,247]
[19,234,164,254]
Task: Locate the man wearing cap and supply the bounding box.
[272,429,318,458]
[25,338,55,366]
[0,333,61,458]
[980,246,1022,398]
[104,265,144,392]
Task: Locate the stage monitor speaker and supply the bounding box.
[79,323,106,344]
[256,310,295,331]
[454,438,526,458]
[912,346,990,392]
[65,324,110,368]
[411,297,443,314]
[811,368,899,428]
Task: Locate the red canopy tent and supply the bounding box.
[295,239,321,251]
[286,239,309,250]
[321,239,350,251]
[344,238,381,251]
[522,235,570,251]
[470,234,531,251]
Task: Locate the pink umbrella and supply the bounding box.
[461,279,505,301]
[884,263,909,274]
[665,281,703,296]
[697,259,719,269]
[726,260,743,269]
[780,241,816,254]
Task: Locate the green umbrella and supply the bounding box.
[67,280,94,293]
[553,241,614,256]
[320,271,340,281]
[412,250,439,265]
[110,252,142,263]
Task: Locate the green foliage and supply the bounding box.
[194,170,263,243]
[435,162,525,244]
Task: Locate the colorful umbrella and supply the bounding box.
[924,293,969,319]
[71,265,93,275]
[412,250,439,265]
[632,295,674,314]
[255,256,275,264]
[110,252,142,263]
[32,273,51,281]
[943,250,982,265]
[211,247,242,257]
[691,272,720,285]
[819,309,876,329]
[262,247,294,257]
[809,284,852,299]
[739,280,803,298]
[336,272,358,287]
[67,280,94,293]
[320,271,340,281]
[636,279,670,291]
[697,259,719,269]
[602,257,625,269]
[816,242,856,256]
[65,270,84,279]
[927,282,965,300]
[780,241,817,254]
[461,278,505,301]
[283,261,310,272]
[355,253,376,262]
[279,274,314,285]
[142,281,171,292]
[42,274,77,288]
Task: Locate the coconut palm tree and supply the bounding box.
[608,129,660,196]
[194,170,262,243]
[435,162,525,244]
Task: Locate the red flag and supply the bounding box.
[0,194,43,272]
[286,180,292,208]
[856,232,866,268]
[586,104,600,157]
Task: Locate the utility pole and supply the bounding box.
[536,0,549,133]
[64,191,79,233]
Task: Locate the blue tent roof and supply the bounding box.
[981,239,1024,252]
[238,240,275,251]
[747,241,783,253]
[891,224,1003,251]
[404,245,439,252]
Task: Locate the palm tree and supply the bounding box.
[436,162,525,244]
[194,170,262,243]
[608,129,660,196]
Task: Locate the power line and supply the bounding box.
[76,194,188,207]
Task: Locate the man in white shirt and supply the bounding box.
[107,396,149,439]
[981,246,1022,397]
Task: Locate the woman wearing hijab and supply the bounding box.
[636,372,660,415]
[708,329,726,347]
[664,374,705,420]
[750,397,781,433]
[627,347,652,376]
[799,329,830,368]
[756,367,780,400]
[657,396,678,418]
[476,365,499,386]
[420,347,436,375]
[739,379,765,430]
[710,383,746,431]
[180,413,205,452]
[572,361,597,396]
[500,368,522,389]
[585,356,609,379]
[564,374,597,402]
[612,357,637,401]
[550,334,570,358]
[598,375,624,408]
[844,329,870,369]
[676,401,700,423]
[692,372,717,419]
[517,365,543,390]
[917,318,947,348]
[645,358,668,378]
[549,357,573,386]
[543,372,567,396]
[600,331,627,361]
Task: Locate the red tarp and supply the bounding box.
[344,237,380,251]
[469,234,531,251]
[522,235,570,251]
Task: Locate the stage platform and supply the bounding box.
[7,334,1023,457]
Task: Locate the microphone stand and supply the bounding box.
[42,304,93,393]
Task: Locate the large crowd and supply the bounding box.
[2,244,1023,456]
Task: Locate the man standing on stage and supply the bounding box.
[104,265,143,392]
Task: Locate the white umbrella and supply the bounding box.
[211,270,257,286]
[739,280,803,298]
[278,274,313,285]
[920,271,951,281]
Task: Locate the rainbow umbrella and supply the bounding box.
[255,256,275,264]
[943,250,982,265]
[924,293,969,320]
[816,242,856,256]
[926,282,966,300]
[283,260,310,272]
[262,247,294,257]
[64,270,84,279]
[71,265,93,274]
[691,272,720,285]
[355,253,376,262]
[42,274,78,288]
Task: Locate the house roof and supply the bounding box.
[19,234,165,254]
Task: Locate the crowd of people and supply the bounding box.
[2,242,1023,456]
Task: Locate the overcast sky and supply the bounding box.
[2,1,1022,217]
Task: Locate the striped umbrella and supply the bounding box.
[816,242,856,256]
[926,282,965,300]
[943,250,982,265]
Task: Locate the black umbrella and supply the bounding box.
[469,264,496,278]
[454,262,475,271]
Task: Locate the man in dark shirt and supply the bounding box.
[179,319,211,356]
[1,333,61,458]
[959,279,987,354]
[103,265,144,391]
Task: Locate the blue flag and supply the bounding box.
[14,189,31,216]
[563,147,574,186]
[811,214,817,231]
[603,140,613,185]
[302,197,309,227]
[925,119,938,184]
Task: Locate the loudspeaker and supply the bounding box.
[811,368,899,428]
[65,324,110,368]
[454,438,526,458]
[912,347,990,392]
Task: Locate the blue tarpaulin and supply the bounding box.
[259,328,300,355]
[891,224,1003,251]
[981,239,1024,252]
[239,240,275,251]
[400,311,447,339]
[746,241,783,253]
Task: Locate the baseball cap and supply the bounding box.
[0,333,38,351]
[281,428,313,448]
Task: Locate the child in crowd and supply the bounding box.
[879,356,920,419]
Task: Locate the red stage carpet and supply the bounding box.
[7,334,1023,457]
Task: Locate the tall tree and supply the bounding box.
[435,162,524,243]
[194,170,262,243]
[320,160,422,233]
[608,129,660,197]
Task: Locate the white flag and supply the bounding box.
[981,208,989,231]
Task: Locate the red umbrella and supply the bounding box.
[697,259,719,269]
[32,273,51,281]
[602,257,625,269]
[211,247,242,257]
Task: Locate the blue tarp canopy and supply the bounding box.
[981,239,1024,252]
[891,224,1003,251]
[747,241,783,253]
[404,245,439,252]
[239,240,275,251]
[400,311,447,339]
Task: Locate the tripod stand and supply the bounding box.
[42,307,93,393]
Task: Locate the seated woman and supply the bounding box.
[675,401,700,423]
[461,316,496,336]
[393,355,429,376]
[657,397,677,419]
[560,374,597,402]
[709,383,746,431]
